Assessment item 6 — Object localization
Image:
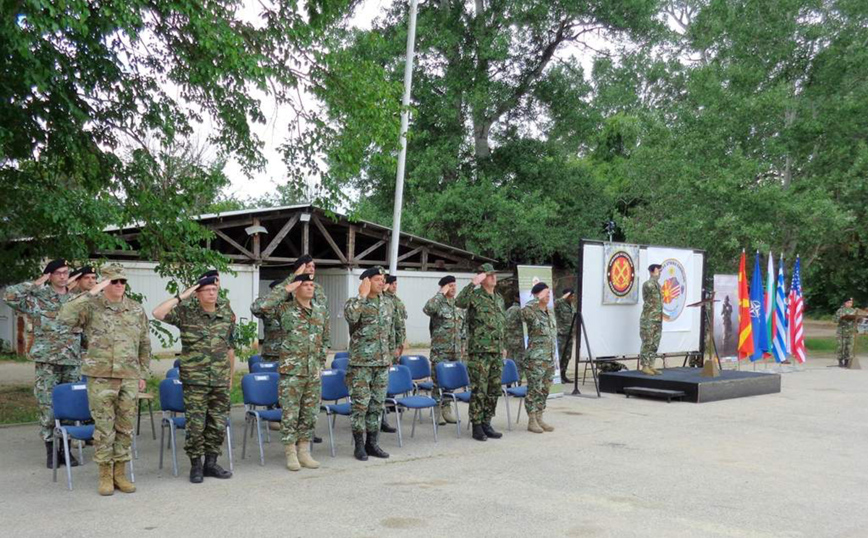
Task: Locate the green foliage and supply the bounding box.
[232,319,259,352]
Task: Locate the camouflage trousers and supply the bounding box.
[557,333,573,372]
[430,353,460,411]
[639,321,662,368]
[837,334,855,362]
[35,362,81,441]
[346,366,388,433]
[467,353,503,424]
[182,384,230,458]
[524,358,554,415]
[86,377,137,464]
[505,346,526,383]
[279,374,321,445]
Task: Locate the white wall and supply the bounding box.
[0,300,14,351]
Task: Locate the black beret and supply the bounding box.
[360,266,385,280]
[562,288,574,296]
[531,282,549,295]
[43,259,67,274]
[197,276,218,288]
[269,279,281,289]
[70,266,95,278]
[292,254,313,270]
[293,274,314,283]
[648,264,662,273]
[199,269,219,279]
[438,275,456,286]
[385,275,397,284]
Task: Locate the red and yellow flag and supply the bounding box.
[737,250,755,359]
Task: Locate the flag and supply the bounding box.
[789,256,806,363]
[737,250,754,359]
[765,251,775,358]
[772,256,789,363]
[750,251,769,361]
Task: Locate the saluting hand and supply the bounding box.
[179,283,200,301]
[284,280,303,294]
[439,285,450,295]
[359,277,372,298]
[34,274,50,286]
[294,263,307,276]
[472,272,486,286]
[89,279,112,296]
[67,273,81,289]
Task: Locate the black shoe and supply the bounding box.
[364,432,390,458]
[380,417,397,433]
[472,424,487,442]
[57,442,79,467]
[203,454,232,479]
[313,436,323,444]
[45,441,54,469]
[189,456,204,483]
[481,422,502,439]
[561,370,573,383]
[353,432,368,461]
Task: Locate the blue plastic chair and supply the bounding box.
[250,361,278,374]
[331,356,349,372]
[241,373,281,465]
[387,365,438,446]
[399,355,433,394]
[248,355,262,369]
[435,362,472,437]
[173,358,181,368]
[501,359,527,430]
[166,367,180,379]
[320,368,351,457]
[158,378,233,477]
[333,351,350,360]
[51,382,100,490]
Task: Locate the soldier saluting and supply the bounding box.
[423,275,465,425]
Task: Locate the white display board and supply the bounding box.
[578,242,705,359]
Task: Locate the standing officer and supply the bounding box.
[380,275,406,433]
[257,274,328,471]
[3,259,81,468]
[504,292,526,383]
[423,275,465,424]
[250,280,284,363]
[639,264,663,376]
[522,283,557,434]
[153,275,235,483]
[456,263,506,442]
[344,267,393,461]
[554,288,577,383]
[59,264,150,495]
[834,298,866,368]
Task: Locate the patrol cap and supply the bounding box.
[477,263,495,274]
[197,276,218,288]
[102,264,127,281]
[360,266,385,280]
[43,259,67,274]
[385,275,397,284]
[531,282,549,295]
[70,266,95,278]
[199,269,219,279]
[438,275,456,287]
[293,274,314,283]
[292,254,313,271]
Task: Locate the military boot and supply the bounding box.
[45,441,55,469]
[481,422,502,439]
[441,404,457,424]
[380,414,397,433]
[650,366,663,375]
[353,432,368,461]
[285,444,301,471]
[296,440,320,469]
[113,462,136,493]
[527,413,544,434]
[640,366,656,376]
[98,463,114,496]
[471,424,488,441]
[365,432,389,458]
[203,454,232,479]
[189,456,204,484]
[435,408,446,426]
[537,413,555,432]
[57,440,79,468]
[561,369,573,384]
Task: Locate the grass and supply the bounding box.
[0,353,30,363]
[805,335,868,352]
[0,385,39,424]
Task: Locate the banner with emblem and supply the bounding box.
[602,242,640,305]
[647,247,693,332]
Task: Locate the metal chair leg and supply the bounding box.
[129,453,135,483]
[411,409,418,438]
[132,427,138,460]
[395,405,403,448]
[327,413,336,457]
[225,419,234,473]
[242,414,249,460]
[431,408,438,442]
[255,415,265,466]
[453,396,461,438]
[148,400,156,440]
[503,390,512,431]
[52,432,58,483]
[159,421,165,470]
[170,425,179,477]
[62,430,73,490]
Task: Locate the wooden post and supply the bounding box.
[348,225,357,267]
[302,221,310,255]
[421,247,429,271]
[252,218,261,260]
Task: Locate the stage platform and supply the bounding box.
[598,367,781,403]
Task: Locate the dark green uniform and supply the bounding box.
[554,297,576,373]
[834,306,859,367]
[504,303,526,381]
[423,292,465,408]
[521,298,557,415]
[639,277,663,368]
[344,293,393,433]
[383,290,407,363]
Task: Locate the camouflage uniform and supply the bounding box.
[521,298,557,415]
[639,277,663,368]
[250,296,283,361]
[504,303,526,381]
[423,292,465,408]
[344,293,393,433]
[383,290,407,363]
[258,285,329,445]
[554,297,576,373]
[4,281,81,441]
[163,299,235,458]
[456,283,506,425]
[834,306,859,366]
[58,294,150,464]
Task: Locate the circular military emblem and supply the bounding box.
[660,258,687,322]
[606,252,635,297]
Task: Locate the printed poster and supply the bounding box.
[713,274,739,360]
[602,242,639,305]
[646,248,693,332]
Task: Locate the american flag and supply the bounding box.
[788,256,805,363]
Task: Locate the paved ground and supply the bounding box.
[1,352,866,537]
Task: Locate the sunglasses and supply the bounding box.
[110,279,127,285]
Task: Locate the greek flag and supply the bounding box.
[772,258,789,363]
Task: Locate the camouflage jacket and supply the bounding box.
[286,280,331,350]
[456,283,506,354]
[554,298,576,336]
[163,299,236,387]
[521,298,558,363]
[344,293,393,367]
[383,291,407,352]
[641,278,663,324]
[835,306,859,337]
[423,292,465,359]
[504,303,525,352]
[250,295,284,359]
[59,294,151,379]
[3,281,81,365]
[257,286,329,376]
